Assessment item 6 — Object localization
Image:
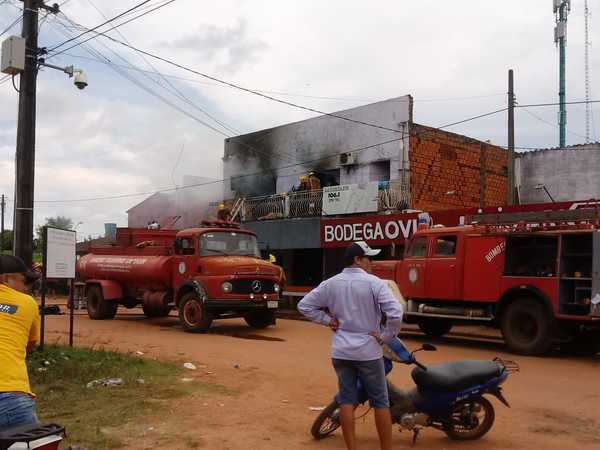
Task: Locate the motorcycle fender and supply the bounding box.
[488,386,510,408]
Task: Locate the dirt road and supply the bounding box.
[44,309,600,450]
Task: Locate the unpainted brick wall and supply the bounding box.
[409,124,508,210]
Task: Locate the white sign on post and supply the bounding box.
[46,227,76,279]
[322,182,379,216]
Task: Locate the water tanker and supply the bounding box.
[76,222,284,332]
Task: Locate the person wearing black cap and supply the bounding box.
[0,255,41,430]
[298,241,403,450]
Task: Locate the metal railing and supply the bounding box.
[235,184,409,222]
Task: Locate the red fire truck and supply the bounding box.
[372,209,600,355]
[76,222,284,332]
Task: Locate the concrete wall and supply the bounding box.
[409,124,508,210]
[223,96,412,198]
[243,217,321,250]
[516,144,600,203]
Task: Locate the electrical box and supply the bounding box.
[1,36,26,75]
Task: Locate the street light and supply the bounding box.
[534,183,556,202]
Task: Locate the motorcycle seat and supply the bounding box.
[411,360,503,392]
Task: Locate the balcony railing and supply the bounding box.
[234,183,409,222]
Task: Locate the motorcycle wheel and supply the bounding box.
[444,396,495,440]
[310,400,341,439]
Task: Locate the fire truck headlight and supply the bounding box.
[221,282,233,293]
[273,284,280,293]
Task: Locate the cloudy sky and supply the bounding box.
[0,0,598,239]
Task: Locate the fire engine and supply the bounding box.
[76,222,284,332]
[372,208,600,355]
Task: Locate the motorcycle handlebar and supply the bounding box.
[414,360,427,371]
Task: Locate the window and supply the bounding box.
[434,236,457,256]
[175,237,195,255]
[407,237,428,257]
[199,232,261,257]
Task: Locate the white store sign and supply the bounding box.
[322,182,379,216]
[46,227,76,279]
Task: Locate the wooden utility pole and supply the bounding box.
[13,0,40,267]
[507,69,515,205]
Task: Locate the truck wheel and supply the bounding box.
[142,304,171,318]
[418,318,453,338]
[178,292,213,333]
[86,286,118,320]
[244,310,276,328]
[501,298,553,356]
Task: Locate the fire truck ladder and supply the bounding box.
[466,207,600,233]
[230,197,245,222]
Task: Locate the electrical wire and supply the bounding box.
[31,107,511,204]
[47,0,176,58]
[47,22,410,135]
[70,3,240,136]
[46,0,154,53]
[520,107,587,140]
[517,100,600,108]
[0,14,22,38]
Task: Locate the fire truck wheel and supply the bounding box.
[501,298,553,356]
[142,304,171,318]
[179,292,213,333]
[86,286,118,320]
[417,318,453,338]
[244,310,276,328]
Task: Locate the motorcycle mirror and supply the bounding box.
[422,344,437,351]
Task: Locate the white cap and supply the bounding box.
[345,241,381,259]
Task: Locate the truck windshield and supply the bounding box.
[199,232,260,257]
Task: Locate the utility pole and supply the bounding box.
[554,0,570,148]
[13,0,40,268]
[507,69,515,205]
[1,194,5,253]
[12,1,60,267]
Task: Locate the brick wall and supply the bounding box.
[409,123,508,210]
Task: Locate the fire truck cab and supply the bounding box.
[374,209,600,355]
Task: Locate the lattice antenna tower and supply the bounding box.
[584,0,592,142]
[554,0,571,148]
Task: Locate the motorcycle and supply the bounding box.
[311,338,519,445]
[0,423,67,450]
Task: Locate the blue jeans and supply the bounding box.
[332,358,389,408]
[0,393,38,431]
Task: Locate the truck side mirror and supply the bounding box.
[174,239,182,254]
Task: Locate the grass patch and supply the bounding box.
[28,345,222,449]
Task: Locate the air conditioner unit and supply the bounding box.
[339,152,356,166]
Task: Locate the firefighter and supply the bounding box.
[297,175,310,192]
[308,171,321,191]
[217,203,231,221]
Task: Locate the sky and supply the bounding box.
[0,0,598,239]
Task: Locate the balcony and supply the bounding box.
[233,182,409,222]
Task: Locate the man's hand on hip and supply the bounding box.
[328,318,339,332]
[369,331,384,345]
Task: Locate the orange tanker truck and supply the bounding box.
[76,222,284,332]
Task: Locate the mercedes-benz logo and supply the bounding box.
[251,280,262,293]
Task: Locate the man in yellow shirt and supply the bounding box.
[0,255,40,430]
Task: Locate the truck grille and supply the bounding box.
[230,279,276,294]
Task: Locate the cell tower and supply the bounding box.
[554,0,570,148]
[584,0,592,143]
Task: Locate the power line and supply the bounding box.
[46,0,155,53]
[31,106,510,204]
[517,99,600,108]
[0,14,22,38]
[520,107,587,140]
[68,3,240,135]
[47,24,411,135]
[47,0,176,58]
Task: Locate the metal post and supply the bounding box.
[507,69,515,205]
[68,279,74,347]
[40,226,47,350]
[558,1,567,148]
[13,0,39,268]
